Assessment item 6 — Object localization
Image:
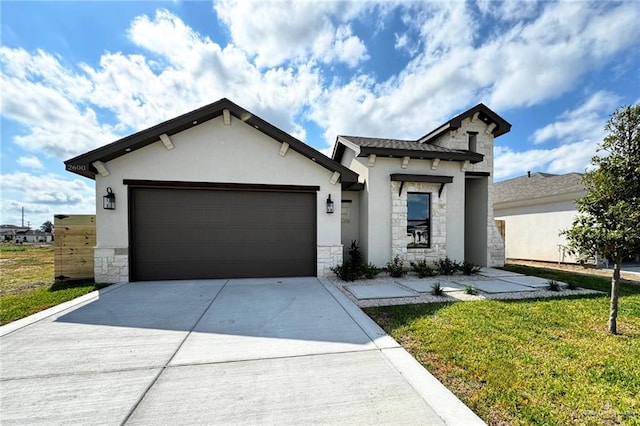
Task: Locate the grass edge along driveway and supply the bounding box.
[365,266,640,426]
[0,245,109,325]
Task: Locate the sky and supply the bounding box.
[1,0,639,229]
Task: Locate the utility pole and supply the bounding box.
[22,207,24,227]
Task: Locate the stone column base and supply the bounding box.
[94,247,129,283]
[317,245,343,277]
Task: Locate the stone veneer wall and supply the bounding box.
[391,181,447,266]
[95,247,129,283]
[317,245,343,277]
[485,169,505,267]
[488,222,505,267]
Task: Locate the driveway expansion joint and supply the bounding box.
[119,279,229,425]
[166,347,384,369]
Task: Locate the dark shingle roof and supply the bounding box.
[340,136,468,153]
[494,172,585,205]
[338,135,484,163]
[332,103,509,164]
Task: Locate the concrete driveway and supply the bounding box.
[1,278,484,425]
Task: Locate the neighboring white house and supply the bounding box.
[24,230,54,243]
[0,225,30,241]
[65,98,511,283]
[494,172,586,264]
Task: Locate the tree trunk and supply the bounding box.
[608,259,621,334]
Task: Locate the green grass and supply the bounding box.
[365,268,640,425]
[0,281,110,325]
[0,244,108,325]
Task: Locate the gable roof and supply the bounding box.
[418,103,511,142]
[332,103,510,163]
[494,172,585,206]
[65,98,359,187]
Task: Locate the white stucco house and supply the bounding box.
[494,172,586,264]
[65,98,511,283]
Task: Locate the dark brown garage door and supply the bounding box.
[129,186,316,281]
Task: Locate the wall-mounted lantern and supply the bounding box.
[326,194,334,214]
[103,187,116,210]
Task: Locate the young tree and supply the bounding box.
[40,220,54,233]
[563,104,640,334]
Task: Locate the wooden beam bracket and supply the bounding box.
[92,161,110,177]
[159,133,174,150]
[330,171,340,185]
[401,156,410,169]
[279,142,290,157]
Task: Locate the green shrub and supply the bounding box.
[566,281,578,290]
[361,263,381,279]
[386,255,406,278]
[410,259,437,278]
[547,279,561,291]
[347,240,362,271]
[435,256,460,275]
[331,240,366,281]
[431,282,444,296]
[461,260,481,275]
[330,262,359,281]
[464,285,478,295]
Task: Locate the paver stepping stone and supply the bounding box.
[346,284,416,300]
[478,267,524,278]
[399,280,464,293]
[499,275,561,288]
[457,280,534,294]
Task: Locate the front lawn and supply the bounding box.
[365,267,640,425]
[0,244,108,325]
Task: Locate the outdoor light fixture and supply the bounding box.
[103,187,116,210]
[326,194,334,214]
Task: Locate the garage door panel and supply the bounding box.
[130,187,316,280]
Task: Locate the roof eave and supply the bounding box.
[494,190,587,209]
[358,147,484,164]
[64,98,358,184]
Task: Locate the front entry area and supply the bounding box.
[464,176,489,266]
[129,185,317,281]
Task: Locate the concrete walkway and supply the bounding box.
[0,278,484,425]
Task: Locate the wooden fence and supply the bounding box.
[54,214,96,280]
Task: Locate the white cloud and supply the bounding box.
[0,47,122,159]
[17,156,44,170]
[487,1,640,109]
[213,0,370,68]
[494,139,596,181]
[476,0,540,22]
[329,25,369,68]
[531,91,620,144]
[494,91,622,180]
[2,1,638,169]
[2,172,94,205]
[309,1,640,151]
[1,172,95,227]
[1,10,323,160]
